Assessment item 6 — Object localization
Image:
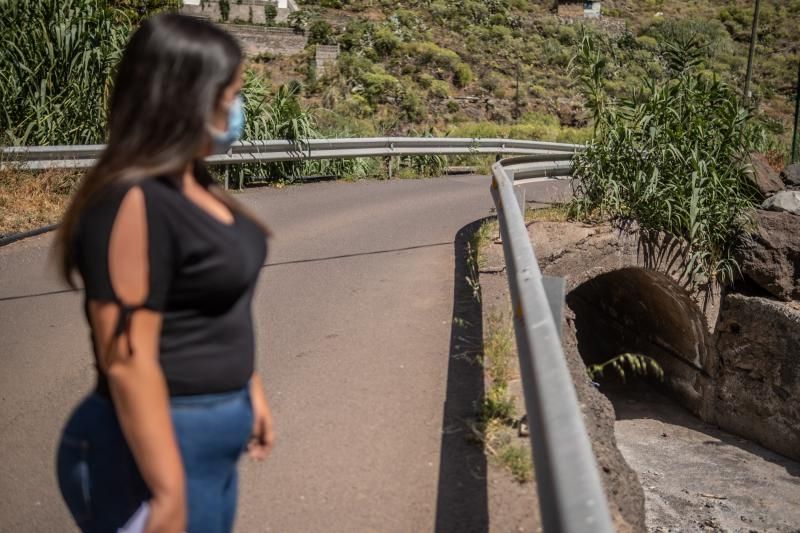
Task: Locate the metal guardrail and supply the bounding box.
[490,159,614,533]
[0,137,582,171]
[0,134,609,531]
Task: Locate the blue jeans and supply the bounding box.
[56,387,253,533]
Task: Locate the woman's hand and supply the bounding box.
[146,492,187,533]
[248,374,275,461]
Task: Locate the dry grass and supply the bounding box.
[524,204,571,224]
[477,311,534,483]
[0,169,81,237]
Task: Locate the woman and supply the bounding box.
[54,14,274,533]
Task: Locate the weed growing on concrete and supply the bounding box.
[524,205,571,224]
[499,444,534,483]
[475,311,534,483]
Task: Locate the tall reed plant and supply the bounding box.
[0,0,131,145]
[570,34,761,284]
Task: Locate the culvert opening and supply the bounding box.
[566,268,713,413]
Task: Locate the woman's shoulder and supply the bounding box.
[77,177,180,237]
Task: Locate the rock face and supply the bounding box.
[748,154,785,197]
[737,210,800,301]
[517,219,800,464]
[781,164,800,187]
[714,294,800,461]
[762,190,800,215]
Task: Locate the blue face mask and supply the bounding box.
[210,94,245,154]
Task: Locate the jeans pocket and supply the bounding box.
[56,434,93,526]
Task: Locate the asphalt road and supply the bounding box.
[0,176,569,532]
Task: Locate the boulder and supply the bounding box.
[736,210,800,301]
[714,294,800,461]
[762,190,800,215]
[747,154,784,197]
[781,164,800,187]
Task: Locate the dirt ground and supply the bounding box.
[606,383,800,533]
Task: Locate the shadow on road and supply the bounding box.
[434,219,491,533]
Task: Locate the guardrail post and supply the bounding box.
[388,156,394,179]
[514,185,526,216]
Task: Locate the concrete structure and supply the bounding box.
[181,0,296,24]
[557,0,602,18]
[314,44,340,76]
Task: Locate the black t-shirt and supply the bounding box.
[75,176,267,397]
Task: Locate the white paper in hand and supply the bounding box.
[118,502,149,533]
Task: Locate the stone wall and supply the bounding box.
[557,2,584,18]
[224,25,307,56]
[714,295,800,461]
[314,45,340,76]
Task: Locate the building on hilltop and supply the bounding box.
[557,0,602,19]
[182,0,295,23]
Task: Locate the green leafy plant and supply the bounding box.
[263,3,277,25]
[570,34,761,285]
[308,18,335,45]
[0,0,132,145]
[219,0,230,21]
[587,353,664,383]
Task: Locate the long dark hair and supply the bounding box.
[56,14,262,286]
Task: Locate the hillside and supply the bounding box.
[247,0,798,160]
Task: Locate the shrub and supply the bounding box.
[373,26,400,57]
[453,62,473,88]
[429,80,451,99]
[308,19,335,45]
[288,10,309,33]
[400,90,425,122]
[405,41,460,69]
[264,4,278,25]
[570,35,761,284]
[528,84,547,99]
[416,73,435,89]
[635,35,658,50]
[480,72,502,93]
[338,18,374,52]
[360,69,401,104]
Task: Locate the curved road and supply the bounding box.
[0,176,568,532]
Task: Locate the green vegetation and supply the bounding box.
[0,0,182,146]
[0,1,130,146]
[476,311,533,483]
[0,1,373,187]
[570,34,763,284]
[3,0,797,189]
[264,3,277,25]
[468,220,534,483]
[285,0,797,164]
[587,353,664,383]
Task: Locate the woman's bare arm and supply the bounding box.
[89,187,185,532]
[247,373,275,460]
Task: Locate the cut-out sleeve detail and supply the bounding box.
[77,183,176,358]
